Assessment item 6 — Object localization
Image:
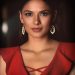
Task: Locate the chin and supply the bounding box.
[30,33,45,38]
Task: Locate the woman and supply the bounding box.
[0,0,75,75]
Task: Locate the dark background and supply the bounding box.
[0,0,75,48]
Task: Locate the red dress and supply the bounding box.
[0,42,75,75]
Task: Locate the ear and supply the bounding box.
[19,11,24,24]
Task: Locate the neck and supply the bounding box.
[27,35,52,52]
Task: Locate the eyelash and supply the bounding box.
[40,12,49,16]
[24,13,32,16]
[24,12,49,17]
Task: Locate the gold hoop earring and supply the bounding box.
[22,26,25,35]
[50,25,55,35]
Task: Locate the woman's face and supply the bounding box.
[20,0,53,38]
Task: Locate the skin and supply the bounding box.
[20,0,52,39]
[20,0,59,75]
[19,0,57,51]
[0,0,75,75]
[0,56,6,75]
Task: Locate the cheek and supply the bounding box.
[22,18,31,27]
[21,16,33,32]
[42,15,52,24]
[24,22,30,31]
[42,17,51,28]
[23,19,32,32]
[41,17,52,33]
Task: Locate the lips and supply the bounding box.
[31,28,42,32]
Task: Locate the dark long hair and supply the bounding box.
[19,0,59,11]
[19,0,73,44]
[19,0,60,45]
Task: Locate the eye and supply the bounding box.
[24,13,32,16]
[40,12,49,16]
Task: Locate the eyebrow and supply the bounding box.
[23,10,32,13]
[40,10,50,12]
[23,9,50,13]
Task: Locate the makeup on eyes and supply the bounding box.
[40,11,50,16]
[23,9,50,17]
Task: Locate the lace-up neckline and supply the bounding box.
[19,43,61,75]
[25,66,48,73]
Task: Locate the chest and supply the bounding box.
[21,50,56,75]
[6,47,72,75]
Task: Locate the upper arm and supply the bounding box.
[0,55,6,75]
[70,66,75,75]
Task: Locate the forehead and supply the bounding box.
[22,0,49,11]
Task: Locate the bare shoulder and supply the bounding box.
[70,66,75,75]
[0,55,6,75]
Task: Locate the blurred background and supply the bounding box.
[0,0,75,48]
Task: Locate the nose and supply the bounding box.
[34,15,41,25]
